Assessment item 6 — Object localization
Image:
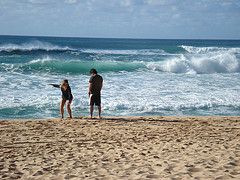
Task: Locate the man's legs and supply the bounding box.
[98,105,102,119]
[90,94,102,119]
[90,105,94,119]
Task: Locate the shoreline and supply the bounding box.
[1,116,240,179]
[2,115,240,120]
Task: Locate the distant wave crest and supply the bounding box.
[80,49,167,55]
[0,40,72,52]
[180,45,240,54]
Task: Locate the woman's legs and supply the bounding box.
[66,100,72,118]
[60,99,66,118]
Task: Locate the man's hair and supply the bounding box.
[90,68,97,74]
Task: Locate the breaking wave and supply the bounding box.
[1,52,239,75]
[1,57,146,74]
[153,52,240,74]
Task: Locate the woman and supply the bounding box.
[50,79,73,118]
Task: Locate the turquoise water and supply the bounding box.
[0,35,240,119]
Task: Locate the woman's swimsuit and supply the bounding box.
[53,84,73,100]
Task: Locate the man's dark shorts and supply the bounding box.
[90,93,101,106]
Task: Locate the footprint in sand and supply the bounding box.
[146,174,161,178]
[188,167,202,173]
[216,175,233,180]
[33,170,44,176]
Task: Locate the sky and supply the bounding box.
[0,0,240,39]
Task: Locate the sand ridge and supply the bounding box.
[0,116,240,179]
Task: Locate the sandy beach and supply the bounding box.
[0,116,240,179]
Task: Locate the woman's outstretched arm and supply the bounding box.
[49,83,60,88]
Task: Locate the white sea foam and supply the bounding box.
[1,70,240,119]
[80,49,166,55]
[28,56,54,64]
[181,45,240,54]
[100,72,240,116]
[147,51,240,74]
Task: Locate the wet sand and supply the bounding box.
[0,116,240,179]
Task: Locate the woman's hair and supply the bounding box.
[60,79,68,87]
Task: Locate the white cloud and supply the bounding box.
[64,0,77,4]
[28,0,57,4]
[172,13,180,19]
[120,0,132,7]
[144,0,176,6]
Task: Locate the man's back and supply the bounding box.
[89,74,103,94]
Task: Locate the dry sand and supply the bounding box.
[0,116,240,179]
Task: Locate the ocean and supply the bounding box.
[0,35,239,119]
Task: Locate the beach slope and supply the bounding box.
[0,116,240,179]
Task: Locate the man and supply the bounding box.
[88,68,103,119]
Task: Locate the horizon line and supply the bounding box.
[0,34,240,41]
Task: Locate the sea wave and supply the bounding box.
[180,45,240,54]
[1,42,239,74]
[0,40,72,52]
[1,51,239,75]
[1,57,146,74]
[0,40,169,56]
[148,52,240,74]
